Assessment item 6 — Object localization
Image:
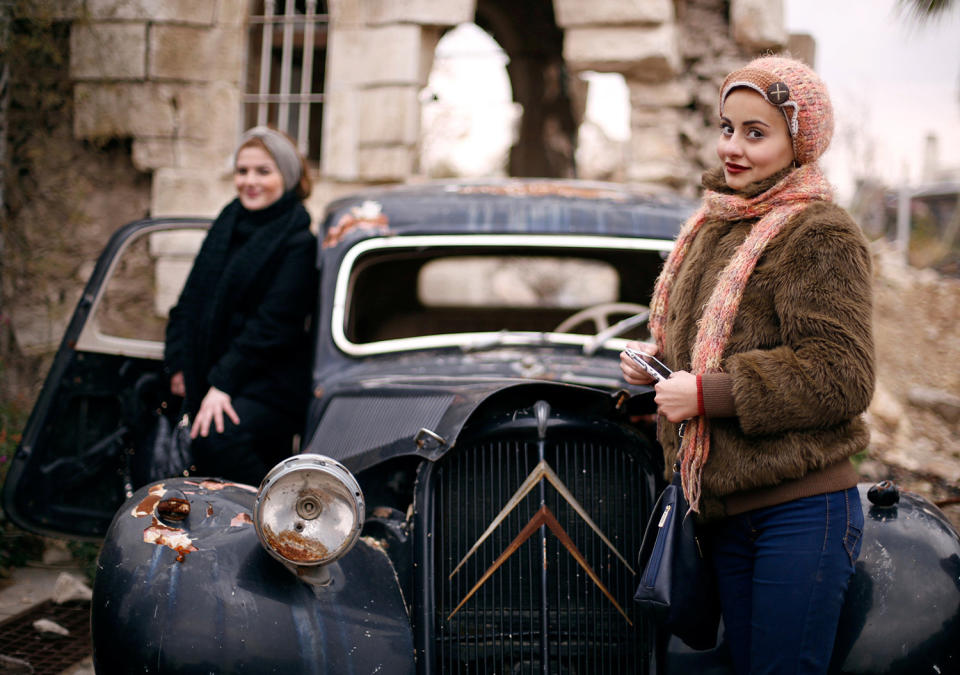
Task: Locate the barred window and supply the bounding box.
[244,0,328,161]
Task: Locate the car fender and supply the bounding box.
[92,478,414,674]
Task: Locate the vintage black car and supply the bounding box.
[3,180,959,674]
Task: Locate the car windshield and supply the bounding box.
[335,235,670,355]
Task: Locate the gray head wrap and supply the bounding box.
[235,126,302,192]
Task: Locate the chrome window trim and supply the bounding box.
[332,234,673,357]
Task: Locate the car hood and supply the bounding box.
[303,347,651,474]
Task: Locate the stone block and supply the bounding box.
[87,0,215,24]
[74,83,177,139]
[554,0,672,27]
[321,90,360,181]
[132,137,176,170]
[132,134,236,172]
[327,24,438,87]
[151,168,235,217]
[357,145,416,182]
[70,23,146,80]
[177,82,241,142]
[217,0,250,27]
[154,258,194,318]
[330,0,474,27]
[356,86,420,145]
[149,24,244,83]
[627,79,692,108]
[630,122,684,164]
[730,0,787,52]
[563,25,680,82]
[150,230,207,316]
[788,33,816,68]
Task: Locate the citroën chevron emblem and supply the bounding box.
[447,458,636,624]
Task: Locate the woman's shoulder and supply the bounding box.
[776,201,871,276]
[784,201,869,249]
[790,200,860,232]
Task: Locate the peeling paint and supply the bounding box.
[131,484,166,518]
[143,517,198,563]
[184,479,257,493]
[322,200,391,249]
[230,512,253,527]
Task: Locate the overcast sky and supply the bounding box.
[785,0,960,201]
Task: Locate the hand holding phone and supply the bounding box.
[623,348,672,382]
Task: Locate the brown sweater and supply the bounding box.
[658,168,875,521]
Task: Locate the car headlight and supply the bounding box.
[253,454,365,567]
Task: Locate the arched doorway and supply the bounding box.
[474,0,579,178]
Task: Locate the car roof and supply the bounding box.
[320,178,695,247]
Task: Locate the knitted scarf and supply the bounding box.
[648,163,833,512]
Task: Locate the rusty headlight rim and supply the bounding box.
[253,454,365,568]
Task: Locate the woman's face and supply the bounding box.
[234,146,284,211]
[716,88,795,190]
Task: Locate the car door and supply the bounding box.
[2,218,210,539]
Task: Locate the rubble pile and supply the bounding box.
[865,241,960,528]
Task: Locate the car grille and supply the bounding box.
[425,433,657,674]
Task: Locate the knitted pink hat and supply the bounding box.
[719,56,834,165]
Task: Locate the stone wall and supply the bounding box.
[61,0,797,209]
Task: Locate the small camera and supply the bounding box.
[623,348,672,382]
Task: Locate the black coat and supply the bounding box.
[164,191,318,424]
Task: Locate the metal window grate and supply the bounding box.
[244,0,328,160]
[0,599,92,674]
[428,436,657,674]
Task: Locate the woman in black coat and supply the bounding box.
[164,127,318,485]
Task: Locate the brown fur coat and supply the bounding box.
[657,168,875,520]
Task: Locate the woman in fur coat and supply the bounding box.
[621,57,874,674]
[164,127,318,485]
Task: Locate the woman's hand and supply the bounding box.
[191,386,240,439]
[620,341,661,385]
[654,371,699,423]
[170,371,186,397]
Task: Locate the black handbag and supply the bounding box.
[133,406,195,486]
[634,470,721,650]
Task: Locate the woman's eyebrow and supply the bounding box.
[729,118,771,128]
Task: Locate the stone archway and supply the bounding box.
[475,0,579,178]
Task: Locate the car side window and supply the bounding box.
[77,226,207,357]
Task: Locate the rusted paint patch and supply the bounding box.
[230,512,253,527]
[143,517,198,563]
[131,484,166,518]
[261,524,328,563]
[454,182,629,201]
[322,200,391,249]
[206,503,214,518]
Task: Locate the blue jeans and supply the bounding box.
[707,487,863,675]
